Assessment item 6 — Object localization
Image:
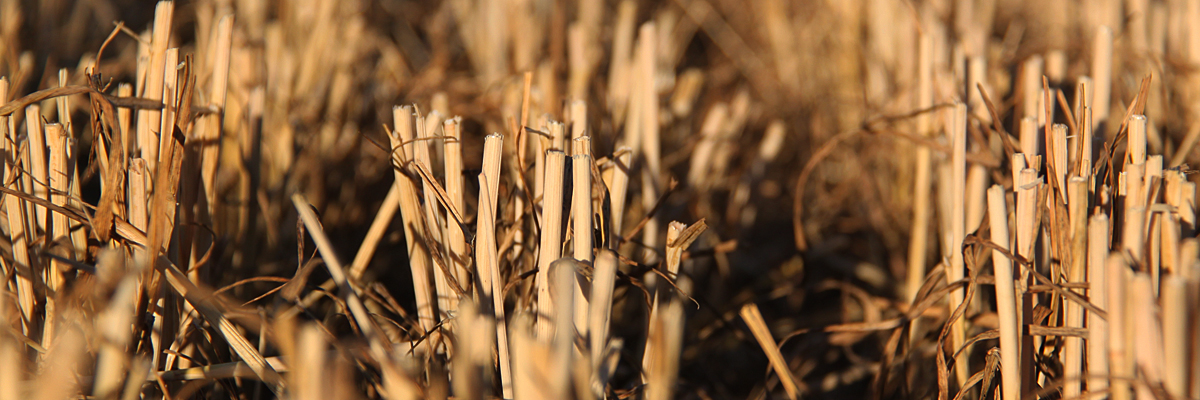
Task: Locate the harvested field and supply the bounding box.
[0,0,1197,399]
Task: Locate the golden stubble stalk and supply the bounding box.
[443,117,469,299]
[636,22,661,267]
[1161,275,1189,399]
[571,150,594,340]
[536,150,567,340]
[24,105,47,234]
[588,249,619,395]
[417,112,454,324]
[1014,168,1039,397]
[44,123,71,351]
[986,185,1020,400]
[475,133,512,399]
[1107,253,1132,400]
[1130,273,1165,400]
[389,106,437,351]
[1,78,35,332]
[1086,214,1111,396]
[1061,177,1088,399]
[55,69,86,261]
[139,1,173,172]
[946,102,968,386]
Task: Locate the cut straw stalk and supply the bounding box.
[536,150,567,340]
[475,133,512,399]
[635,22,661,266]
[741,303,801,400]
[139,1,173,168]
[157,47,179,170]
[588,250,618,388]
[1049,124,1067,201]
[1019,117,1038,162]
[1014,168,1038,393]
[947,102,968,386]
[571,153,594,340]
[1165,170,1196,235]
[3,82,34,330]
[1129,115,1148,164]
[417,112,455,323]
[568,100,587,145]
[389,106,437,348]
[1080,106,1093,175]
[986,185,1020,400]
[1087,214,1111,396]
[552,258,578,376]
[1061,177,1088,399]
[25,105,47,232]
[55,69,72,131]
[44,123,71,349]
[1131,273,1165,400]
[443,117,469,294]
[1161,275,1188,399]
[1107,253,1132,400]
[55,69,86,260]
[1021,56,1043,120]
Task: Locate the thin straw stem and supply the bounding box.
[948,102,968,385]
[987,185,1020,400]
[25,104,47,232]
[3,89,34,329]
[904,29,934,304]
[139,1,173,169]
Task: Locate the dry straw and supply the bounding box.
[0,1,1197,399]
[536,150,567,339]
